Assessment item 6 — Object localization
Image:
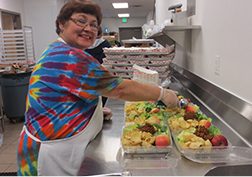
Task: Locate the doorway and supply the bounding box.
[119,27,142,45]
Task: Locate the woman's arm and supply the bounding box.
[102,79,180,108]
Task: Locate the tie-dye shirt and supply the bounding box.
[24,42,122,140]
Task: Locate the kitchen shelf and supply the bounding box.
[148,25,201,52]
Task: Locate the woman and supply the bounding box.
[109,31,121,47]
[85,26,111,64]
[85,26,111,107]
[17,0,180,176]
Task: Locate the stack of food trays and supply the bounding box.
[102,45,175,79]
[168,95,252,163]
[116,101,181,169]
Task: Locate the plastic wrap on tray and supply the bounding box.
[146,54,160,58]
[102,58,109,64]
[105,54,125,59]
[126,66,133,70]
[102,64,113,70]
[145,47,159,53]
[151,59,172,65]
[114,66,127,70]
[158,44,175,54]
[129,47,142,53]
[159,71,170,77]
[116,147,181,169]
[148,65,169,72]
[160,52,175,59]
[103,47,125,53]
[130,59,150,65]
[126,54,145,59]
[127,72,133,76]
[116,72,127,76]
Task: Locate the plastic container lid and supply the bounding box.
[0,134,3,148]
[116,147,181,169]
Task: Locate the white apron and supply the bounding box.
[23,96,103,176]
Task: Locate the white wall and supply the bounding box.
[156,0,252,104]
[23,0,64,60]
[1,0,146,60]
[101,17,146,35]
[1,0,147,61]
[0,0,25,29]
[146,10,155,23]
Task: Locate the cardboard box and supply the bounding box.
[0,64,30,74]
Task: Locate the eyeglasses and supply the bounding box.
[70,18,99,31]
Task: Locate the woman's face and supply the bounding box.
[114,33,118,41]
[59,13,98,50]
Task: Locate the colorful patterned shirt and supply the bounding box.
[25,41,122,140]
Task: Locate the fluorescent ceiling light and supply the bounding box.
[112,2,128,9]
[118,13,130,18]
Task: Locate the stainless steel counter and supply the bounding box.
[78,79,252,176]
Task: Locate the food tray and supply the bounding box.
[115,75,132,79]
[83,171,132,177]
[104,52,173,55]
[182,145,252,164]
[130,59,150,65]
[126,55,145,59]
[103,63,170,67]
[116,147,181,169]
[122,39,154,44]
[121,124,173,154]
[171,131,244,163]
[0,134,3,148]
[160,52,175,59]
[151,60,172,65]
[109,69,133,73]
[105,54,126,59]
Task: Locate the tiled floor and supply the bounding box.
[0,115,24,173]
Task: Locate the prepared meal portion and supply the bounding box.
[122,101,185,153]
[121,123,172,153]
[124,101,184,125]
[166,94,235,163]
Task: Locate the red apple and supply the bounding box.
[146,116,160,124]
[211,135,228,146]
[148,101,155,103]
[152,108,160,113]
[198,120,211,128]
[185,105,198,113]
[185,98,191,103]
[155,134,170,150]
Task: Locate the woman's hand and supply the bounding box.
[103,107,113,120]
[161,89,180,109]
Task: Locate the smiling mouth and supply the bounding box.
[79,34,91,40]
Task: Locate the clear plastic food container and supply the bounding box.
[116,147,181,169]
[182,145,252,164]
[172,132,252,163]
[121,124,173,154]
[0,134,3,148]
